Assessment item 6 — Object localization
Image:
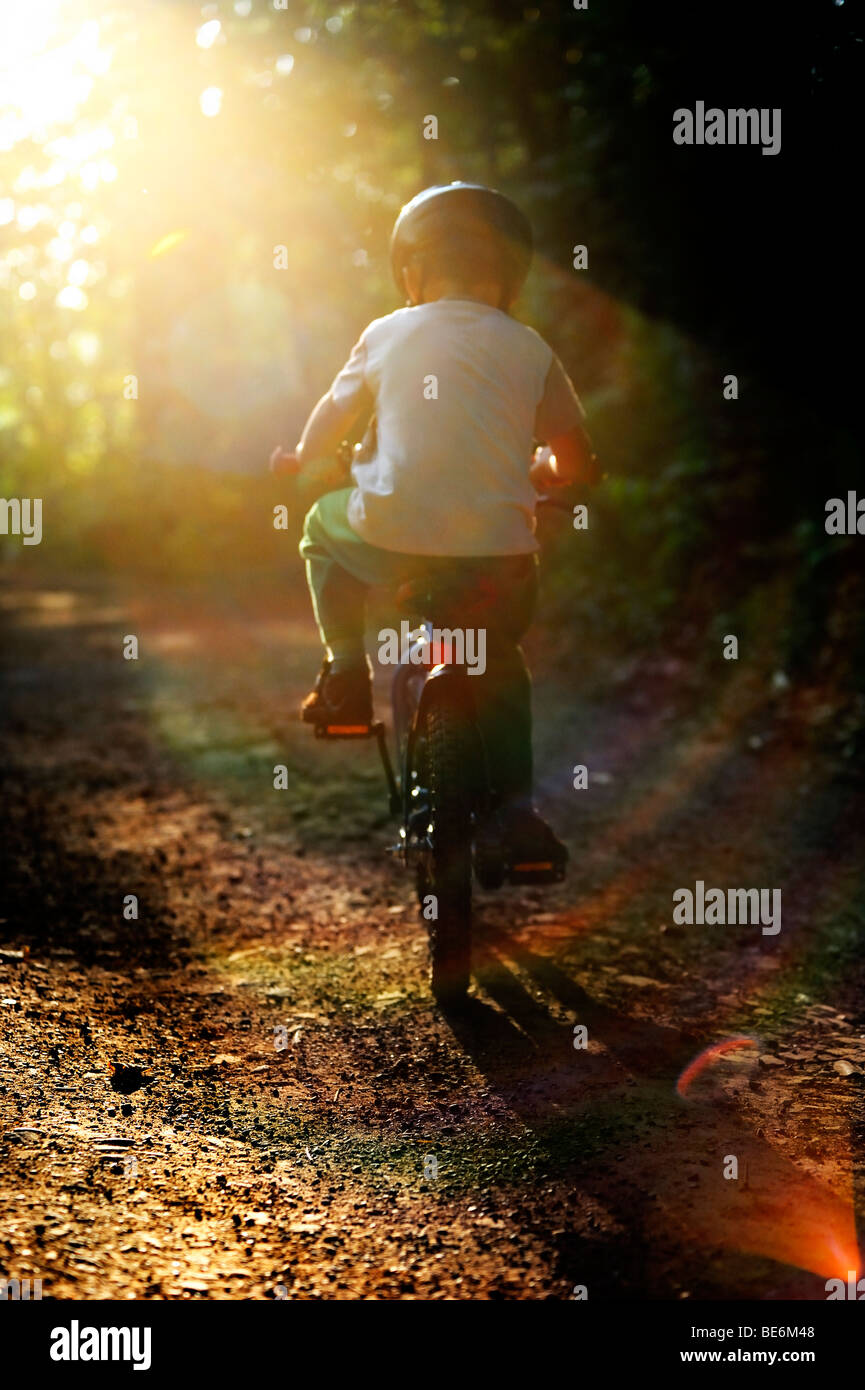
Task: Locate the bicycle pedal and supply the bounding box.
[508,860,567,885]
[313,721,376,740]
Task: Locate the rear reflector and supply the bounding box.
[427,640,456,666]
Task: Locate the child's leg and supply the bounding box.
[298,490,420,714]
[467,556,537,804]
[300,491,368,668]
[475,640,534,802]
[470,560,566,863]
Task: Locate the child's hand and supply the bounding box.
[269,446,301,477]
[530,446,565,492]
[531,438,601,489]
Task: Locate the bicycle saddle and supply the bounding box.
[395,576,453,615]
[395,571,502,625]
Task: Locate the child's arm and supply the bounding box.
[269,331,374,476]
[531,353,600,489]
[270,388,370,476]
[295,387,371,464]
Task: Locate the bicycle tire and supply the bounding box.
[413,693,474,1004]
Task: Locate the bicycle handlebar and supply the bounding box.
[535,491,582,513]
[270,444,596,510]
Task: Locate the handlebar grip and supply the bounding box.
[535,493,574,512]
[271,452,302,477]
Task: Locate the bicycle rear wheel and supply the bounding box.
[413,693,474,1005]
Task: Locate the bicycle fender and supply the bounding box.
[413,663,476,723]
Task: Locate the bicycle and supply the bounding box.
[307,452,571,1007]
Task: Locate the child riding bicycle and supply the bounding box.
[270,183,599,867]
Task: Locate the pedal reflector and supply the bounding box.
[325,724,371,736]
[512,861,554,872]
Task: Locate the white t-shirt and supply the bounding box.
[328,299,585,556]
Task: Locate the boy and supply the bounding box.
[271,183,598,863]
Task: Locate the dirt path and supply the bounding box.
[1,577,863,1300]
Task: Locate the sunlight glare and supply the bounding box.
[0,3,114,179]
[200,87,223,117]
[196,20,222,50]
[56,285,87,309]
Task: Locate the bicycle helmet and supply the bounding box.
[389,182,533,309]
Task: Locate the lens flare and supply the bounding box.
[149,229,189,259]
[676,1036,757,1097]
